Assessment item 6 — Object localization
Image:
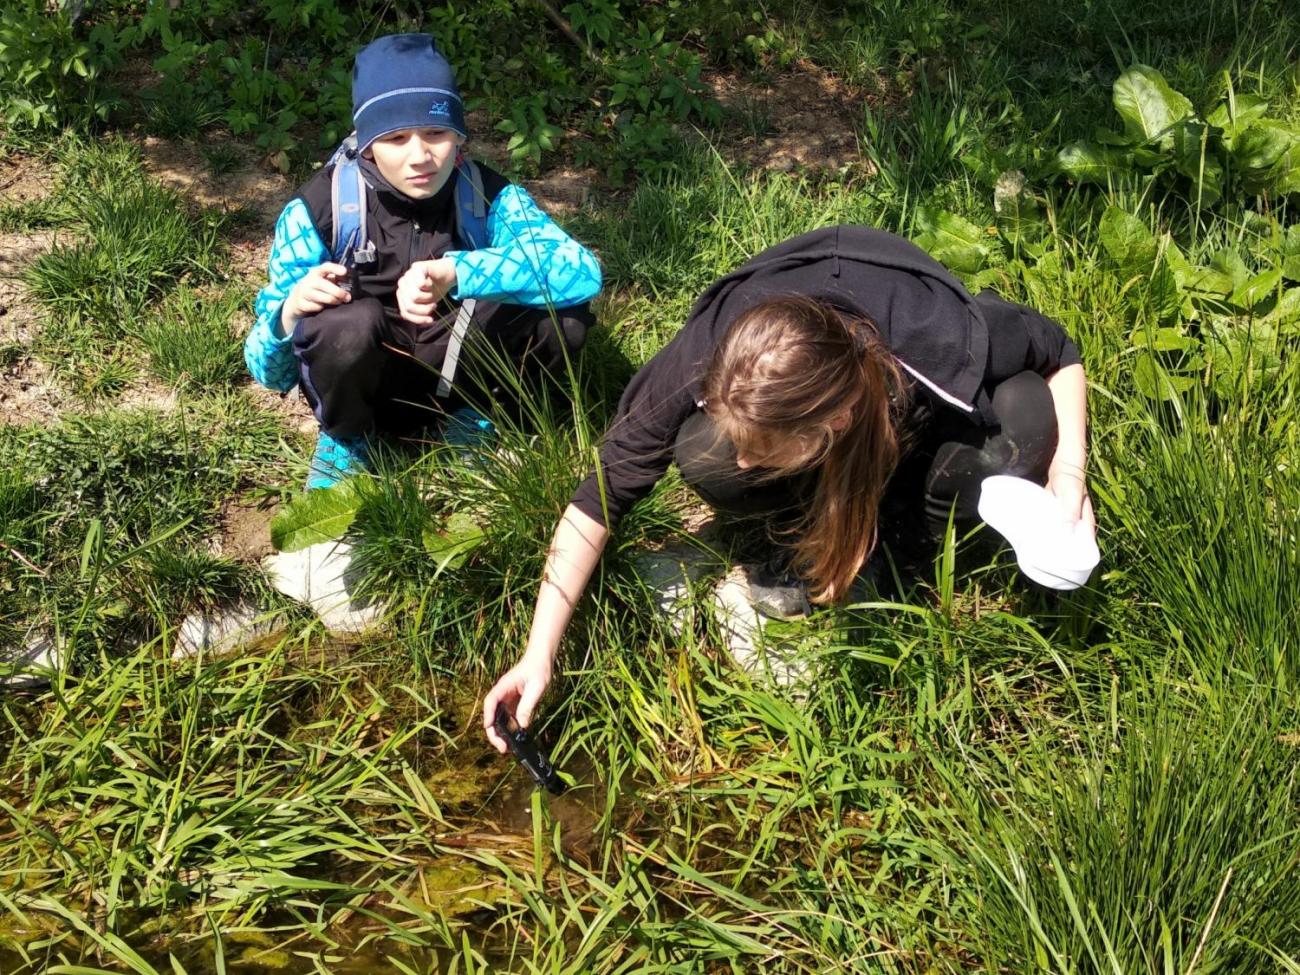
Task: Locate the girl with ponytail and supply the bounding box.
[484,226,1091,750]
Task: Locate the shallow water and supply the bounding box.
[0,740,612,974]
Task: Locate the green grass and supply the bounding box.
[132,285,250,391]
[2,2,1300,972]
[20,139,227,393]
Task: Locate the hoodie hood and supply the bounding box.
[683,225,992,419]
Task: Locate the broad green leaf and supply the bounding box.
[1132,353,1198,401]
[1170,121,1224,208]
[1281,228,1300,281]
[1099,208,1184,321]
[1131,327,1197,353]
[1206,93,1270,141]
[1112,65,1193,146]
[422,511,486,575]
[913,208,991,274]
[1264,287,1300,328]
[1185,265,1236,296]
[271,479,364,552]
[1208,249,1250,290]
[1131,146,1171,171]
[1234,120,1300,191]
[1204,318,1282,397]
[1269,143,1300,196]
[1056,142,1131,184]
[1093,127,1133,147]
[1098,207,1157,272]
[1229,268,1282,310]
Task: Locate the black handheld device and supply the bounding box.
[494,704,566,796]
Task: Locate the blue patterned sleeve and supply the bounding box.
[446,184,602,308]
[246,198,328,392]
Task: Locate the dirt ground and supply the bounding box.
[704,65,867,174]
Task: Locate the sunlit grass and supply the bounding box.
[2,4,1300,971]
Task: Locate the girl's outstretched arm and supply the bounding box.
[482,503,609,753]
[1045,363,1095,536]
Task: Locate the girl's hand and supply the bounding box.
[396,258,457,325]
[1047,460,1096,538]
[281,263,350,331]
[482,655,553,754]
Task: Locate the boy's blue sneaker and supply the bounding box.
[307,431,370,490]
[443,406,496,452]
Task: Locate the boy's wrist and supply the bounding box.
[277,298,298,338]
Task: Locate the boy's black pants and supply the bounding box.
[292,297,594,439]
[673,370,1059,546]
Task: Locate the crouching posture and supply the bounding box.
[484,225,1092,749]
[245,33,602,488]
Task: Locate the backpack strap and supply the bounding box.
[436,297,477,399]
[452,155,489,250]
[437,156,489,397]
[328,133,376,265]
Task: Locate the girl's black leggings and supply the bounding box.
[672,370,1059,543]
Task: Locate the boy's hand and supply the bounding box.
[281,263,351,333]
[397,258,457,325]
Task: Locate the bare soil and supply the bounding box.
[0,350,67,427]
[704,64,867,174]
[215,498,280,562]
[0,229,64,425]
[140,136,292,233]
[0,230,54,347]
[0,152,51,207]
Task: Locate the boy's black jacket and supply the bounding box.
[571,225,1081,528]
[295,156,510,320]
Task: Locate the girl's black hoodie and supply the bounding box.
[571,225,1081,528]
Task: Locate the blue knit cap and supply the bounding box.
[352,33,467,151]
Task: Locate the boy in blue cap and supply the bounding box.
[246,33,603,488]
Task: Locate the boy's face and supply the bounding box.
[364,127,465,200]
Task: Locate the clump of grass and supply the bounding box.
[1095,386,1300,690]
[862,74,987,199]
[0,640,455,970]
[200,140,244,177]
[578,144,891,316]
[941,692,1300,972]
[0,395,284,652]
[344,341,682,678]
[21,137,226,385]
[131,285,249,391]
[25,180,223,335]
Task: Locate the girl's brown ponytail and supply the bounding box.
[702,295,907,603]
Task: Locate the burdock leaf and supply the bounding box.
[1098,207,1157,272]
[1056,142,1132,184]
[1112,65,1193,146]
[271,479,365,552]
[1234,120,1300,193]
[422,512,486,575]
[914,208,991,274]
[1206,93,1270,142]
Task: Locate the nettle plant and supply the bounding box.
[1055,64,1300,209]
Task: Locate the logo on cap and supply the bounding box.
[429,100,450,117]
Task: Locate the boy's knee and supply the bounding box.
[991,371,1052,424]
[554,304,595,352]
[293,298,386,371]
[533,303,594,357]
